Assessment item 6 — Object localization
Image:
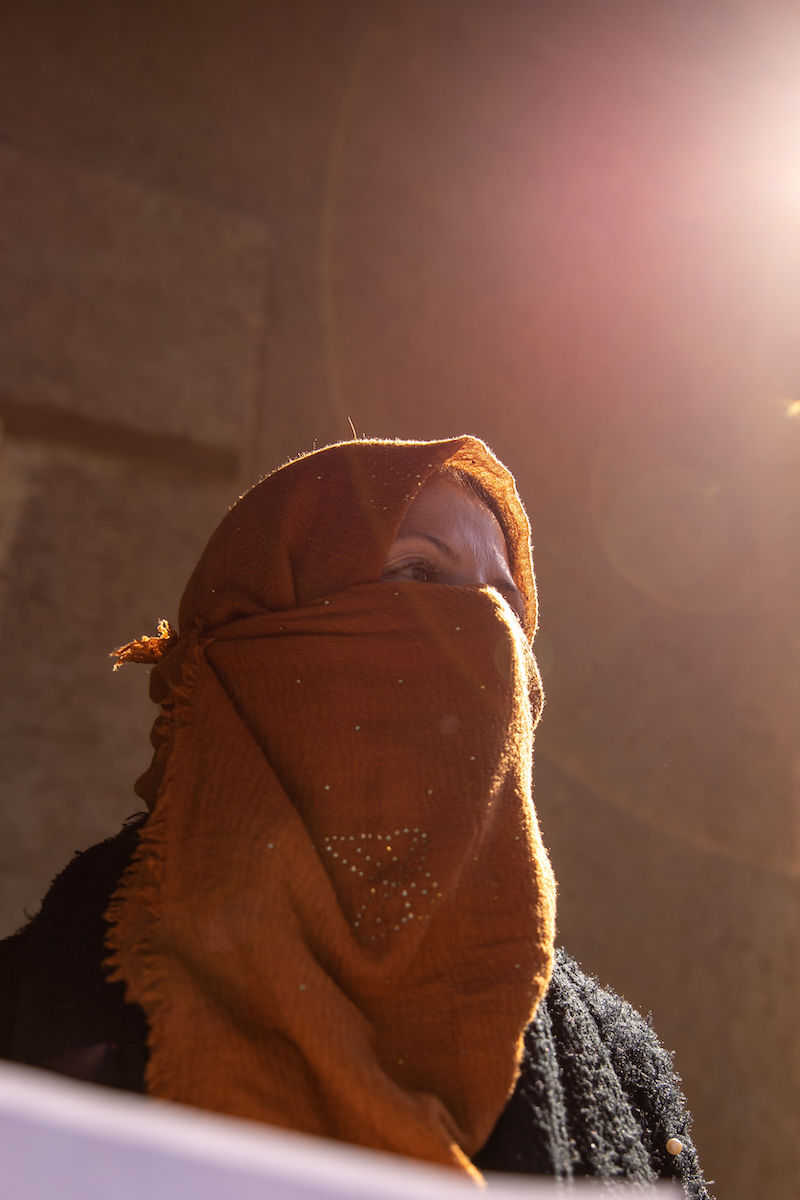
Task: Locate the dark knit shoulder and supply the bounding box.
[554,951,710,1195]
[0,816,149,1091]
[475,949,713,1199]
[0,924,30,1060]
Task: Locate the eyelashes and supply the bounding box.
[380,557,440,584]
[379,552,525,624]
[492,584,525,621]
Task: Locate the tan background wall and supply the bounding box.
[1,2,799,1197]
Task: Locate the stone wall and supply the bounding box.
[1,2,798,1196]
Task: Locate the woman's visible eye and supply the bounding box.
[381,558,439,584]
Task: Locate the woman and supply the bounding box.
[0,436,712,1195]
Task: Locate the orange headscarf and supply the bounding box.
[106,436,556,1180]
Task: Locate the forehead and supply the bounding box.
[397,475,510,560]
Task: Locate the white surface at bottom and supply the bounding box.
[0,1059,674,1198]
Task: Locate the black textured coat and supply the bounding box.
[0,819,712,1196]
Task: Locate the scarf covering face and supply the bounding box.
[106,436,556,1179]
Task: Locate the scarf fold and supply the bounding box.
[106,437,556,1178]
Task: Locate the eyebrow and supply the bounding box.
[394,533,525,611]
[393,532,460,563]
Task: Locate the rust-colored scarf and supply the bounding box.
[106,436,556,1179]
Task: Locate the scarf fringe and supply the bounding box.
[111,620,178,670]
